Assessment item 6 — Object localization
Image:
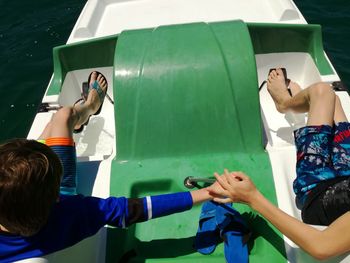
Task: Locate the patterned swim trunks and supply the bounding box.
[293,125,336,206]
[332,122,350,176]
[294,122,350,225]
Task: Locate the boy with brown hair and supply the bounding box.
[0,72,225,262]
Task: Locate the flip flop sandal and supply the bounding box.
[259,79,292,96]
[216,204,250,263]
[73,71,108,133]
[221,223,249,263]
[82,71,109,116]
[194,201,221,255]
[259,68,292,97]
[286,79,292,97]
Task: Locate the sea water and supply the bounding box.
[0,0,349,142]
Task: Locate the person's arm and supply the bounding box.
[47,185,227,252]
[211,170,350,260]
[115,180,228,227]
[249,188,350,260]
[131,182,226,224]
[191,187,217,204]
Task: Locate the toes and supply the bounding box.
[97,73,102,81]
[97,74,102,83]
[268,75,273,82]
[90,71,98,84]
[97,74,108,89]
[276,68,284,78]
[273,70,278,78]
[89,72,108,91]
[270,70,278,79]
[268,71,276,81]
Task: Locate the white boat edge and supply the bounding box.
[22,1,350,262]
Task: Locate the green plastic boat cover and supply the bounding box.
[108,20,287,262]
[247,22,333,75]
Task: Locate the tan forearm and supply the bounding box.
[250,191,327,259]
[212,170,349,260]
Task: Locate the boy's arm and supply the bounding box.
[190,178,229,204]
[126,183,225,226]
[191,187,217,204]
[48,187,224,252]
[212,170,350,260]
[250,190,350,260]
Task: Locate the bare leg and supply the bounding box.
[334,95,348,124]
[38,72,107,140]
[267,68,335,126]
[279,79,348,124]
[267,70,310,113]
[38,121,53,140]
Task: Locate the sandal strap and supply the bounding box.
[90,80,106,102]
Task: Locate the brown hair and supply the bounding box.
[0,139,62,236]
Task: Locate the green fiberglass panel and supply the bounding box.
[247,23,333,75]
[47,35,117,95]
[109,20,286,262]
[108,153,286,262]
[114,20,262,160]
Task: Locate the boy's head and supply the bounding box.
[0,139,62,236]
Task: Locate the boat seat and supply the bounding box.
[114,20,263,159]
[107,20,285,262]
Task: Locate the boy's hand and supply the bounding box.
[210,169,259,205]
[205,177,233,203]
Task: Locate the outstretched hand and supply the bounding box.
[205,177,233,203]
[208,169,259,205]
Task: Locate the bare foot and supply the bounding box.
[86,71,108,114]
[267,68,292,113]
[73,72,108,131]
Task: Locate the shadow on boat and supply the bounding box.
[106,212,288,262]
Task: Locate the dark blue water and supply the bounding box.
[294,0,350,86]
[0,0,86,141]
[0,0,349,142]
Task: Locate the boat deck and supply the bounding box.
[23,1,350,262]
[67,0,306,43]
